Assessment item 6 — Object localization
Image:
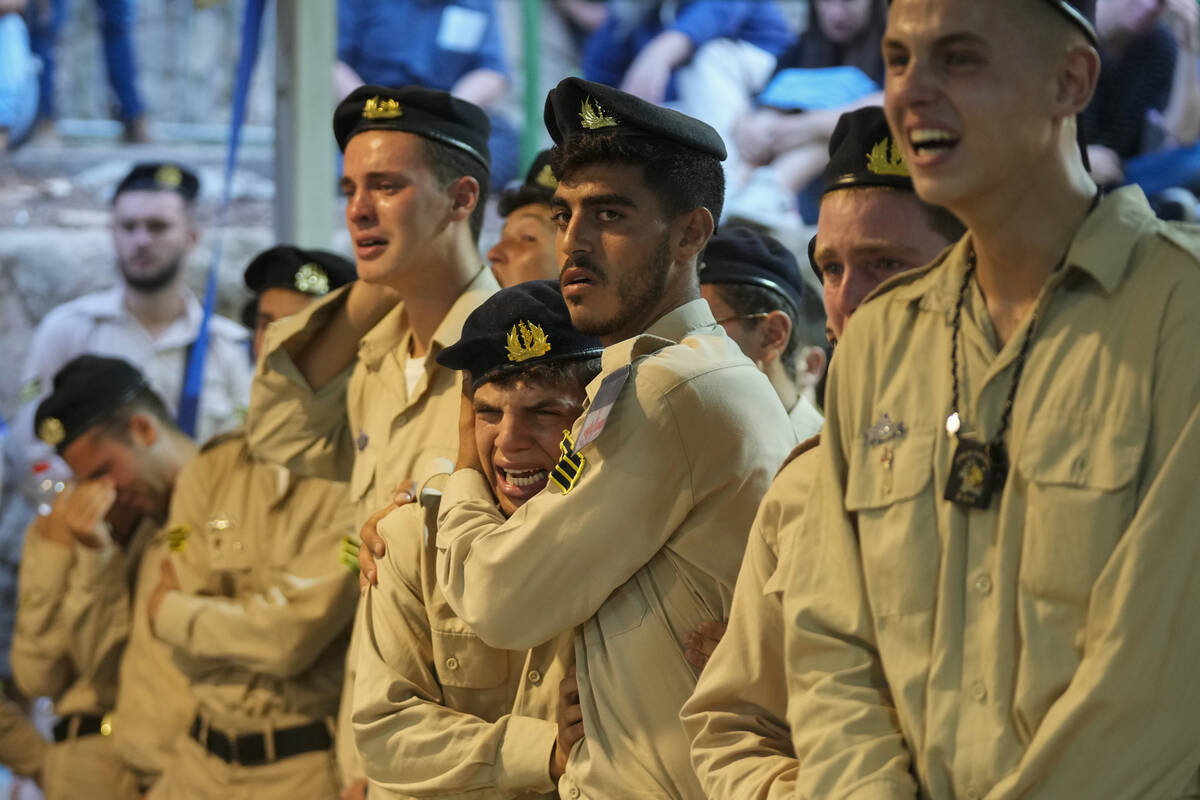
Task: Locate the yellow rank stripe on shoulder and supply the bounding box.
[166,524,189,553]
[339,536,360,573]
[548,430,586,495]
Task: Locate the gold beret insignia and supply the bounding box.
[363,96,402,119]
[534,164,558,189]
[155,164,183,188]
[866,137,909,177]
[506,321,551,363]
[38,417,65,447]
[580,97,618,130]
[294,262,330,295]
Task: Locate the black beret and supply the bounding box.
[244,245,356,298]
[1045,0,1098,45]
[544,77,726,161]
[113,162,200,203]
[497,149,557,217]
[333,85,490,168]
[700,226,804,316]
[437,280,603,388]
[34,356,151,453]
[822,106,912,195]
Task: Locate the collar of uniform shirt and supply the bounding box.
[357,265,499,370]
[903,187,1151,319]
[596,297,718,376]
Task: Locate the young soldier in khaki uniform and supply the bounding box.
[680,107,963,800]
[434,78,795,800]
[144,434,355,798]
[244,86,498,796]
[354,282,603,798]
[139,246,358,799]
[18,356,202,800]
[781,1,1200,797]
[696,225,825,441]
[487,150,561,288]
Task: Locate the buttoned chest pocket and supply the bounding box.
[595,578,648,639]
[431,629,511,690]
[1016,416,1144,605]
[205,515,256,595]
[845,428,938,616]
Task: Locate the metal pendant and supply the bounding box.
[944,437,1003,510]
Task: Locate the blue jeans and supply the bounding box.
[0,14,38,145]
[26,0,142,121]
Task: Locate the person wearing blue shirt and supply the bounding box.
[336,0,519,186]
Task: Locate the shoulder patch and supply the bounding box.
[339,535,360,573]
[166,524,189,553]
[19,377,43,405]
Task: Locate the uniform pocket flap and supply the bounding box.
[1017,416,1144,490]
[431,629,510,689]
[845,428,936,511]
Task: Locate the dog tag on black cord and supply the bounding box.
[945,437,999,509]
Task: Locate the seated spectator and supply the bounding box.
[487,149,559,287]
[724,0,888,230]
[582,1,793,195]
[335,0,519,186]
[1085,0,1200,193]
[0,0,37,152]
[24,0,148,143]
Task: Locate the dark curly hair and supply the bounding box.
[550,132,725,224]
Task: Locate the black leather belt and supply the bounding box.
[52,713,108,742]
[188,716,332,766]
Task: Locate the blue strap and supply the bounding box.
[177,0,267,437]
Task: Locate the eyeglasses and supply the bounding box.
[713,312,770,326]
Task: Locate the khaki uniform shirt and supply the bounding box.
[152,432,357,731]
[680,439,820,800]
[111,526,195,783]
[354,496,570,799]
[246,267,499,532]
[787,395,824,442]
[780,187,1200,800]
[245,267,497,783]
[0,697,47,778]
[15,286,251,480]
[13,518,157,716]
[436,299,796,800]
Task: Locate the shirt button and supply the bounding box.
[569,787,580,799]
[232,540,244,551]
[527,669,542,684]
[965,788,981,800]
[974,574,993,595]
[445,656,459,670]
[970,681,987,702]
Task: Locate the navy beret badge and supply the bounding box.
[506,321,551,363]
[362,96,402,120]
[580,97,618,131]
[38,417,65,447]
